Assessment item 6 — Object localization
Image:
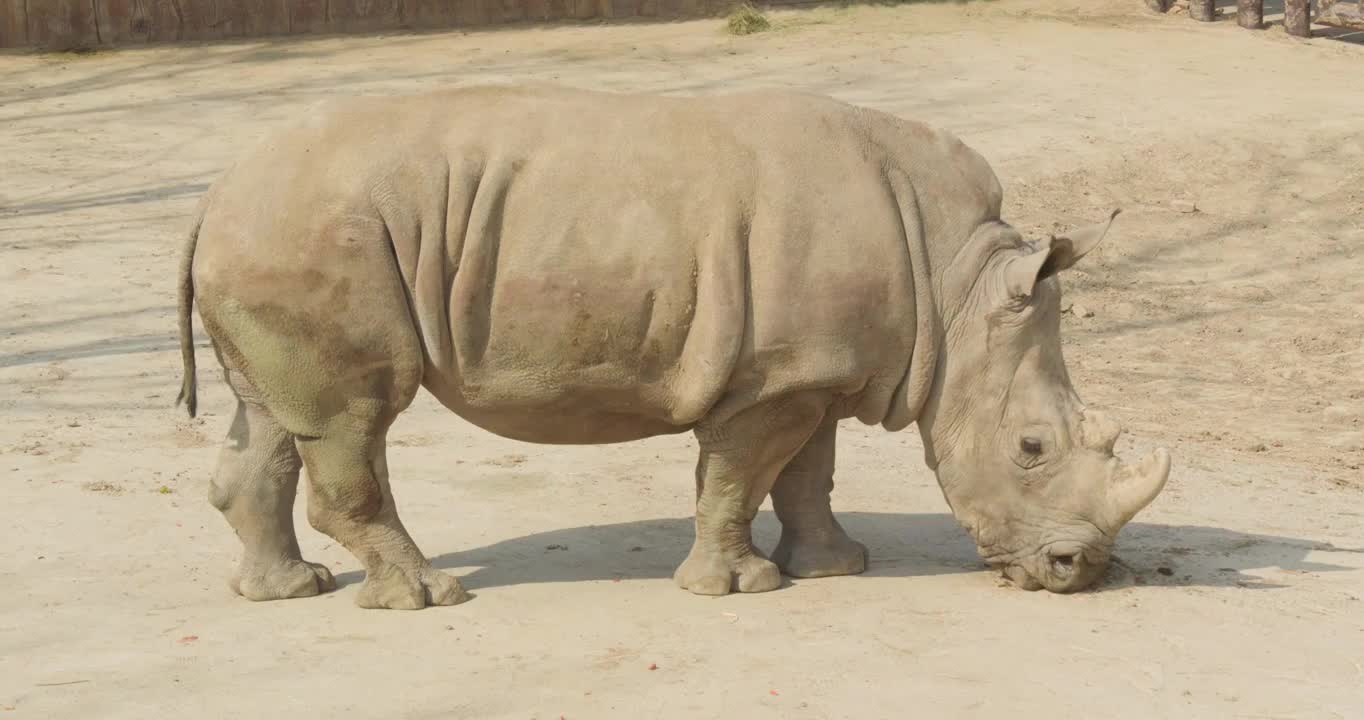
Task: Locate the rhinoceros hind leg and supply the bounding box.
[211,386,337,601]
[675,393,828,596]
[770,417,869,578]
[298,416,468,611]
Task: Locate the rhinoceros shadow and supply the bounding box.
[334,512,1364,594]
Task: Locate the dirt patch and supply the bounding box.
[1,2,1362,718]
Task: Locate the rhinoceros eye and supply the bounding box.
[1020,437,1044,455]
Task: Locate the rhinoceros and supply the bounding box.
[175,84,1170,610]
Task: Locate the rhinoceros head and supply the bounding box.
[917,210,1171,593]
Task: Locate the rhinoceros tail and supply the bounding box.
[176,199,207,418]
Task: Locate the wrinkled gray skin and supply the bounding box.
[177,85,1170,609]
[922,219,1171,591]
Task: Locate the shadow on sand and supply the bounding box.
[335,511,1363,594]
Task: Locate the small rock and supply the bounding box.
[1171,200,1199,213]
[1323,405,1358,423]
[1157,567,1174,576]
[1327,432,1363,451]
[1071,304,1095,319]
[1247,443,1268,453]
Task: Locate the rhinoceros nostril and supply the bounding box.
[1049,553,1076,579]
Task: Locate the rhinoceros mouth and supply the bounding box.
[987,541,1111,593]
[1035,542,1111,592]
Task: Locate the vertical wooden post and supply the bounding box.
[0,0,30,48]
[26,0,102,49]
[1284,0,1311,35]
[1190,0,1215,21]
[1237,0,1263,26]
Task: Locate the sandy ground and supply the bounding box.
[2,2,1363,717]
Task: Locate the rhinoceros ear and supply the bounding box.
[1003,239,1055,300]
[1039,208,1121,280]
[1002,209,1121,300]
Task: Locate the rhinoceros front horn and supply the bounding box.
[1105,448,1172,530]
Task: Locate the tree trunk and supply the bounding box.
[1284,0,1311,35]
[1237,0,1263,26]
[1190,0,1216,21]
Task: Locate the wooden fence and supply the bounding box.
[3,0,1359,50]
[0,0,791,50]
[1151,0,1362,36]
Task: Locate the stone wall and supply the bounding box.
[1,0,800,50]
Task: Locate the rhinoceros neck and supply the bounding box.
[911,220,1029,469]
[878,171,943,432]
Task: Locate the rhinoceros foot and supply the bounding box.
[771,530,868,579]
[231,559,337,601]
[673,545,782,595]
[354,563,469,610]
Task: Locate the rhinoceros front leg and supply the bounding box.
[211,394,338,601]
[675,393,828,595]
[769,417,869,578]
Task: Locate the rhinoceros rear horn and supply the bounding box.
[1106,447,1171,530]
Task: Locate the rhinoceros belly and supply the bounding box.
[411,159,750,444]
[382,90,914,444]
[425,272,711,444]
